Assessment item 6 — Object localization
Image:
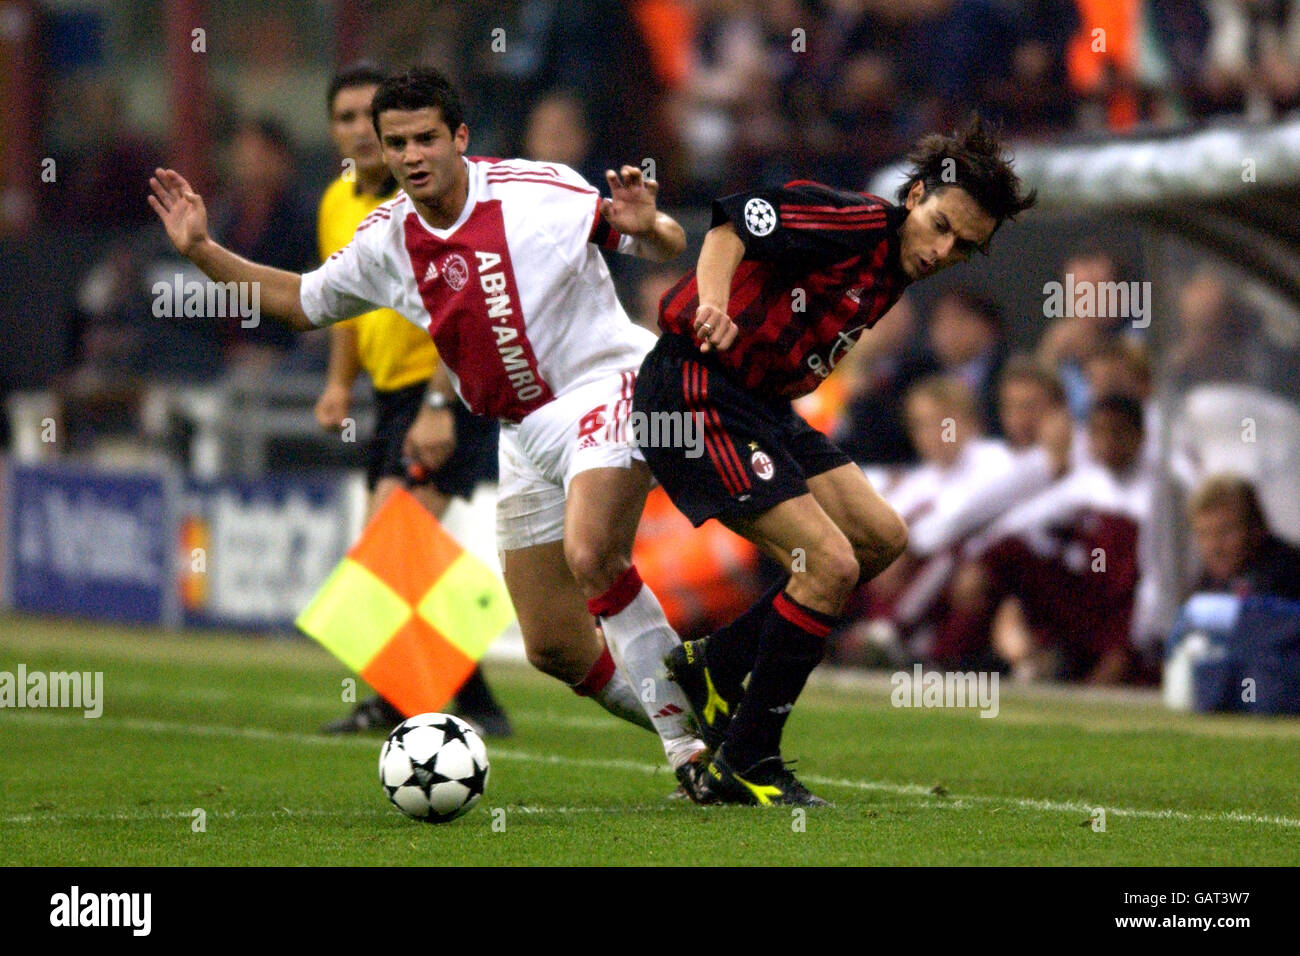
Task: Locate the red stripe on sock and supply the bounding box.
[585,565,644,618]
[572,645,616,696]
[773,592,833,638]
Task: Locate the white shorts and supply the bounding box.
[496,369,644,551]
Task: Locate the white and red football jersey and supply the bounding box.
[300,157,654,422]
[876,439,1016,626]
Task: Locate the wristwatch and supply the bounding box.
[423,390,451,411]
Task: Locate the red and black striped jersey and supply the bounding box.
[659,180,910,398]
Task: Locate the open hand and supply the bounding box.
[147,168,210,257]
[601,165,659,238]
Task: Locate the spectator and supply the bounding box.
[1083,338,1160,468]
[1201,0,1300,119]
[926,287,1008,436]
[846,375,1011,660]
[1147,0,1214,119]
[1188,473,1300,600]
[681,0,769,190]
[65,241,224,388]
[935,394,1154,682]
[845,362,1074,660]
[1066,0,1145,129]
[811,0,907,183]
[982,0,1081,134]
[1084,338,1152,402]
[1037,242,1140,419]
[469,0,673,193]
[208,118,318,367]
[46,78,160,232]
[1164,265,1286,392]
[906,356,1075,561]
[998,354,1072,452]
[911,0,1076,133]
[521,90,603,187]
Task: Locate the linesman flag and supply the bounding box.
[297,488,514,716]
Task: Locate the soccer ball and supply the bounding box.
[379,713,490,823]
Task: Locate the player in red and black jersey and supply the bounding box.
[637,115,1036,805]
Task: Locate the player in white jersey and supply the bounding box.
[148,68,708,785]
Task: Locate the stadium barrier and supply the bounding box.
[0,456,529,656]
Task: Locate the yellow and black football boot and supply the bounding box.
[664,638,736,751]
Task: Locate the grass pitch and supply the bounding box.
[2,613,1298,866]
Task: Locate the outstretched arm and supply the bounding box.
[600,165,685,262]
[148,168,313,330]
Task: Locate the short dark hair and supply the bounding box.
[896,113,1036,232]
[370,67,465,138]
[327,62,387,114]
[1089,393,1144,434]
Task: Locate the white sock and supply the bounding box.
[590,568,706,769]
[571,644,653,731]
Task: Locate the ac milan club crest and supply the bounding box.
[750,448,774,481]
[441,253,469,291]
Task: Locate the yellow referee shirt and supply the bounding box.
[317,176,437,392]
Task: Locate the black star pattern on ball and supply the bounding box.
[460,759,489,799]
[389,721,420,745]
[436,717,472,749]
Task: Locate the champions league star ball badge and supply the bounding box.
[743,198,777,236]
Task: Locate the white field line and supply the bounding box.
[3,711,1299,830]
[101,684,619,730]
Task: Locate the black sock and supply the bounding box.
[705,577,788,698]
[722,592,834,770]
[454,667,501,714]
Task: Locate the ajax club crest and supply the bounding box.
[441,253,470,291]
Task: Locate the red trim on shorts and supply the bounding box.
[585,565,644,618]
[681,363,723,489]
[683,362,745,495]
[697,366,750,493]
[773,592,833,638]
[572,645,617,696]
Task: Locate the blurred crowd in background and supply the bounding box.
[28,0,1300,379]
[5,0,1300,688]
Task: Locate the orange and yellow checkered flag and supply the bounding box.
[296,488,514,716]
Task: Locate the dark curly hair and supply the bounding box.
[370,67,465,138]
[896,113,1036,228]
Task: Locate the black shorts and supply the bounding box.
[368,381,499,497]
[632,333,851,527]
